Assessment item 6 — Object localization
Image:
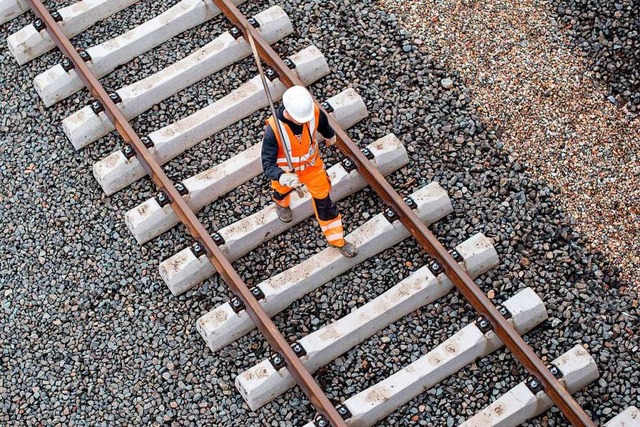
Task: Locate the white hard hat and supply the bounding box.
[282,86,314,123]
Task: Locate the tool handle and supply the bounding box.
[246,28,304,198]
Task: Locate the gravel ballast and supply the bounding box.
[380,0,639,287]
[1,0,638,426]
[552,0,640,115]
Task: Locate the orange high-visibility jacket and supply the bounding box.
[266,105,322,173]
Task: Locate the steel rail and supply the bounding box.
[24,1,347,425]
[212,1,597,425]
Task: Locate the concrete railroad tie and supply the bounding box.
[0,0,29,26]
[196,183,453,349]
[62,5,292,149]
[461,345,599,427]
[604,407,639,427]
[33,0,247,106]
[125,88,367,244]
[236,233,499,410]
[301,287,549,427]
[8,0,141,65]
[93,45,329,195]
[161,133,410,296]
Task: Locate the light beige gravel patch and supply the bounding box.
[381,0,639,286]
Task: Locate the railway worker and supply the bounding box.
[261,85,357,258]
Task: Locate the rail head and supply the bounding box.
[211,1,597,425]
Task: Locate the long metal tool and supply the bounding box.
[212,1,597,425]
[24,1,346,426]
[246,29,304,198]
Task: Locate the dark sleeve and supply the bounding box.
[317,110,335,139]
[261,125,285,181]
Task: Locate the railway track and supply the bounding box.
[2,0,638,425]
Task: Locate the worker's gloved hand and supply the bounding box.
[326,136,337,147]
[279,172,302,188]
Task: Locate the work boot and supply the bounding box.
[338,241,357,258]
[276,205,292,223]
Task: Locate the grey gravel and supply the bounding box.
[551,0,640,115]
[0,0,638,426]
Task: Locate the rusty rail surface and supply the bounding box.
[211,1,596,426]
[23,1,347,425]
[24,0,597,424]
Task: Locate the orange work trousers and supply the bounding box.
[271,163,346,247]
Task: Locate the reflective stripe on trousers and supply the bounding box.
[271,164,345,248]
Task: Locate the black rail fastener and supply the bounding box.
[212,232,225,246]
[476,315,492,333]
[61,57,74,72]
[109,92,122,104]
[497,305,512,320]
[404,196,418,210]
[141,136,154,149]
[549,364,564,380]
[51,11,62,22]
[283,58,297,69]
[314,415,330,427]
[269,352,286,370]
[90,101,104,115]
[175,182,189,196]
[428,260,443,276]
[321,101,334,113]
[336,404,352,420]
[341,158,356,172]
[247,17,260,28]
[191,242,206,258]
[291,342,306,357]
[362,147,375,160]
[122,144,136,159]
[78,50,92,62]
[155,191,170,207]
[450,249,463,262]
[250,286,265,301]
[383,206,398,222]
[229,25,242,39]
[230,295,245,313]
[526,376,543,394]
[34,18,46,31]
[265,67,278,82]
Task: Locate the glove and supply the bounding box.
[279,172,301,188]
[326,136,337,146]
